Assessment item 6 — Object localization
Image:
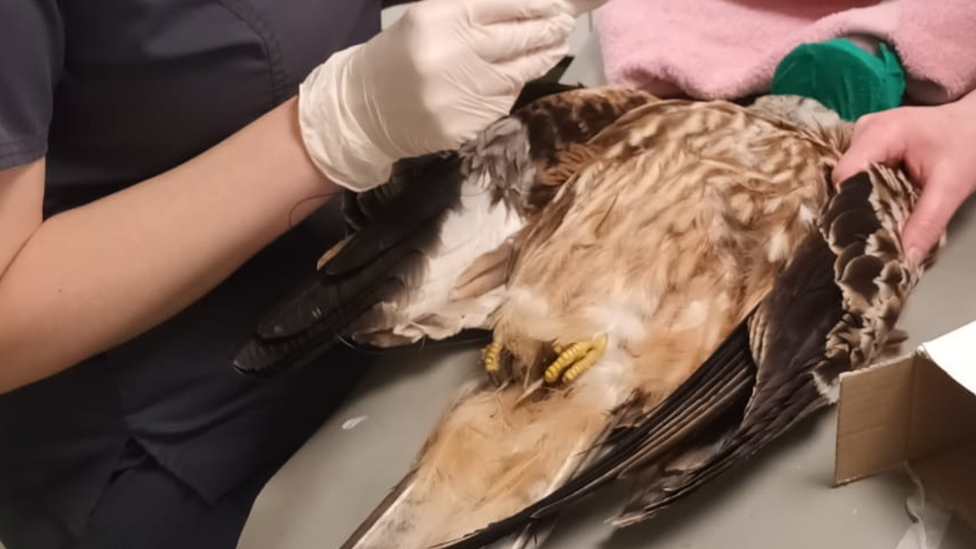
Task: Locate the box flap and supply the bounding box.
[912,439,976,531]
[920,319,976,396]
[906,357,976,460]
[835,317,976,525]
[834,355,915,484]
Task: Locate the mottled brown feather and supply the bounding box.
[334,93,939,549]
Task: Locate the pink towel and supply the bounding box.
[596,0,976,104]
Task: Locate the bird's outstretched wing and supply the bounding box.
[231,84,657,377]
[232,151,468,377]
[432,165,930,549]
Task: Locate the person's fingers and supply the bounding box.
[483,41,570,95]
[901,166,963,265]
[832,114,908,186]
[469,0,570,25]
[564,0,613,16]
[473,12,574,64]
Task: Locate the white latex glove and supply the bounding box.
[299,0,578,191]
[565,0,612,15]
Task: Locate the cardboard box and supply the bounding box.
[834,319,976,530]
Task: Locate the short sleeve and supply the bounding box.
[0,0,64,170]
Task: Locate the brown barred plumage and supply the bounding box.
[231,85,941,549]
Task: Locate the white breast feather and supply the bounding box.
[389,179,525,339]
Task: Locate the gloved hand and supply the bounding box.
[565,0,613,14]
[299,0,581,192]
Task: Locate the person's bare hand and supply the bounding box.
[832,90,976,265]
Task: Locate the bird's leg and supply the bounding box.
[481,339,504,383]
[544,334,608,385]
[482,340,503,373]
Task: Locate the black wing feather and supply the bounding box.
[617,232,844,523]
[231,156,465,377]
[231,82,585,377]
[321,153,463,279]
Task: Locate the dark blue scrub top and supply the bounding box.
[0,1,381,547]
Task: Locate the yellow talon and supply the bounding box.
[544,342,589,383]
[483,340,503,373]
[543,334,608,385]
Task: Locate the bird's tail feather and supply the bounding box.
[424,323,759,549]
[337,381,617,549]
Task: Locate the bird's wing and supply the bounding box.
[231,152,469,377]
[231,84,657,377]
[613,165,926,524]
[432,164,930,548]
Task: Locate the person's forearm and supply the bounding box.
[0,97,335,393]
